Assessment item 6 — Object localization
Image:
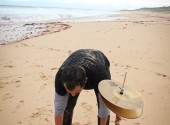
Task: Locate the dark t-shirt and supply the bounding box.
[55,49,111,96]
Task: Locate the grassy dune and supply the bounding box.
[136,6,170,12]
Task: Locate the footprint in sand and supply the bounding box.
[14,80,21,88]
[40,72,48,80]
[51,67,59,70]
[156,72,167,78]
[133,122,140,125]
[0,83,6,88]
[20,43,28,46]
[81,103,92,111]
[32,65,43,68]
[31,107,48,118]
[17,100,24,109]
[4,65,14,68]
[68,50,72,55]
[1,93,14,101]
[40,83,47,89]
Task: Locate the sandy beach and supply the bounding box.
[0,11,170,125]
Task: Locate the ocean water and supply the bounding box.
[0,5,120,45]
[0,5,119,24]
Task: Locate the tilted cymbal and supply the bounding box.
[98,80,144,119]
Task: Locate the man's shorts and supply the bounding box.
[54,92,110,117]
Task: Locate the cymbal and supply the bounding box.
[98,80,144,119]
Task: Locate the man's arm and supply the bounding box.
[54,92,69,125]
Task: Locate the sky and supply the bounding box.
[0,0,170,10]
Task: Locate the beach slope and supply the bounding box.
[0,11,170,125]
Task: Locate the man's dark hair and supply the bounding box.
[61,66,86,91]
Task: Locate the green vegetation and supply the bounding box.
[120,6,170,13]
[136,6,170,12]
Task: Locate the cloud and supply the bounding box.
[2,0,170,10]
[53,0,170,10]
[12,0,29,1]
[50,0,170,6]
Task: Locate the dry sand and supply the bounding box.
[0,11,170,125]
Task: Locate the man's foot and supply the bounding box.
[115,115,121,125]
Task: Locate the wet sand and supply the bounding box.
[0,22,71,45]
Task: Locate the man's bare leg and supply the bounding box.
[115,115,121,125]
[55,114,63,125]
[100,117,108,125]
[98,115,110,125]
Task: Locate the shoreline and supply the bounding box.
[1,11,170,45]
[0,22,71,45]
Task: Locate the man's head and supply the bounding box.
[61,66,87,96]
